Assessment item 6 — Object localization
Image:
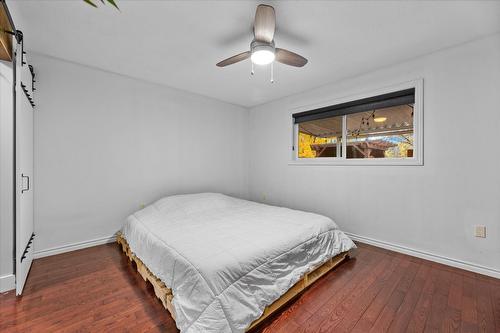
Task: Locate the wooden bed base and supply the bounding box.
[116,233,349,331]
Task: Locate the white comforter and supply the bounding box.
[121,193,355,333]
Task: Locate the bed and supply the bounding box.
[118,193,356,333]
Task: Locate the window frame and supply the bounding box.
[290,79,423,166]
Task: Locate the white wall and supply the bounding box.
[5,34,499,287]
[0,61,15,291]
[248,34,500,275]
[31,53,249,256]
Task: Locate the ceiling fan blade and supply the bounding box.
[254,5,275,43]
[216,51,251,67]
[275,48,308,67]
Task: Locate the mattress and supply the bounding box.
[121,193,356,333]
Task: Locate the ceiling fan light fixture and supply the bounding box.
[216,5,308,70]
[251,45,275,65]
[374,116,387,123]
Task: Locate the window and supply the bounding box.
[298,115,343,158]
[292,81,422,165]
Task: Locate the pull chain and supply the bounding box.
[270,62,274,83]
[251,62,254,76]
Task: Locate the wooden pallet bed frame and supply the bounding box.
[116,233,349,331]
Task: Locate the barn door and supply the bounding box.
[15,45,35,295]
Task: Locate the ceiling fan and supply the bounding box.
[216,4,308,81]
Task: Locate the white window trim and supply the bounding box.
[289,79,424,166]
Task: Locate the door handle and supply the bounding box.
[21,174,30,193]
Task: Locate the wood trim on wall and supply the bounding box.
[345,232,500,279]
[0,1,13,61]
[0,273,15,292]
[33,235,117,259]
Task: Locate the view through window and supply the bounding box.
[345,104,414,159]
[298,115,343,158]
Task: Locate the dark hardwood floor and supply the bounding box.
[1,242,499,332]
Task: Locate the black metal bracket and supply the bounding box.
[28,64,35,91]
[20,233,35,263]
[5,29,26,65]
[20,82,35,108]
[1,29,22,44]
[18,31,26,66]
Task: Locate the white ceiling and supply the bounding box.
[8,0,500,107]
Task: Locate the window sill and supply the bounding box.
[288,158,423,166]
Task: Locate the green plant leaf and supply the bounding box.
[106,0,120,10]
[83,0,98,8]
[83,0,119,10]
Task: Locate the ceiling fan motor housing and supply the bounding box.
[251,40,275,54]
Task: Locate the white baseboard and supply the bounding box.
[30,232,500,280]
[34,235,117,259]
[0,274,15,292]
[345,232,500,279]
